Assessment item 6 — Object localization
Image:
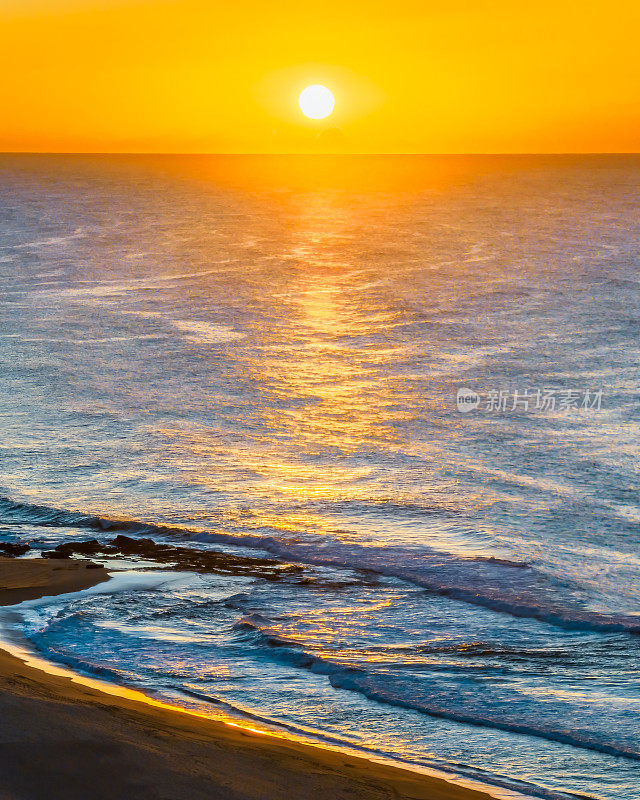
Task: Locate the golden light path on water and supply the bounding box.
[149,164,489,547]
[220,191,403,536]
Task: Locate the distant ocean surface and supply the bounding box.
[1,155,639,800]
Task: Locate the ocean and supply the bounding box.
[1,154,639,800]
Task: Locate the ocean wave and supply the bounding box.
[172,687,580,800]
[235,616,640,764]
[3,494,640,635]
[6,609,566,800]
[184,688,588,800]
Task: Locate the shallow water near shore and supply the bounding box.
[1,154,640,800]
[0,572,535,800]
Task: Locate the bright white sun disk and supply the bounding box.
[298,85,335,119]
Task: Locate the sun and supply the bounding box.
[298,85,335,120]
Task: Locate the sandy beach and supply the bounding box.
[0,557,496,800]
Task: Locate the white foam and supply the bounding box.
[170,320,244,344]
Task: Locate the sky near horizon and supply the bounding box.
[2,0,639,153]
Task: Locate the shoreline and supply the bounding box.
[0,555,110,605]
[0,557,522,800]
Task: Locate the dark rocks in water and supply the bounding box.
[42,550,103,569]
[110,535,157,553]
[0,542,31,557]
[108,535,303,580]
[54,539,110,556]
[53,535,304,581]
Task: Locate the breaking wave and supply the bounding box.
[3,494,640,635]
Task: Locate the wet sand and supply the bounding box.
[0,558,496,800]
[0,556,109,604]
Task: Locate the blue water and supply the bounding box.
[1,155,640,800]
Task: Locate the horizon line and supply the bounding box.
[1,151,640,157]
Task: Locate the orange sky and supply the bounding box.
[2,0,639,153]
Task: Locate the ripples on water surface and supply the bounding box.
[1,155,640,800]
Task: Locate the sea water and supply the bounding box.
[1,154,639,800]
